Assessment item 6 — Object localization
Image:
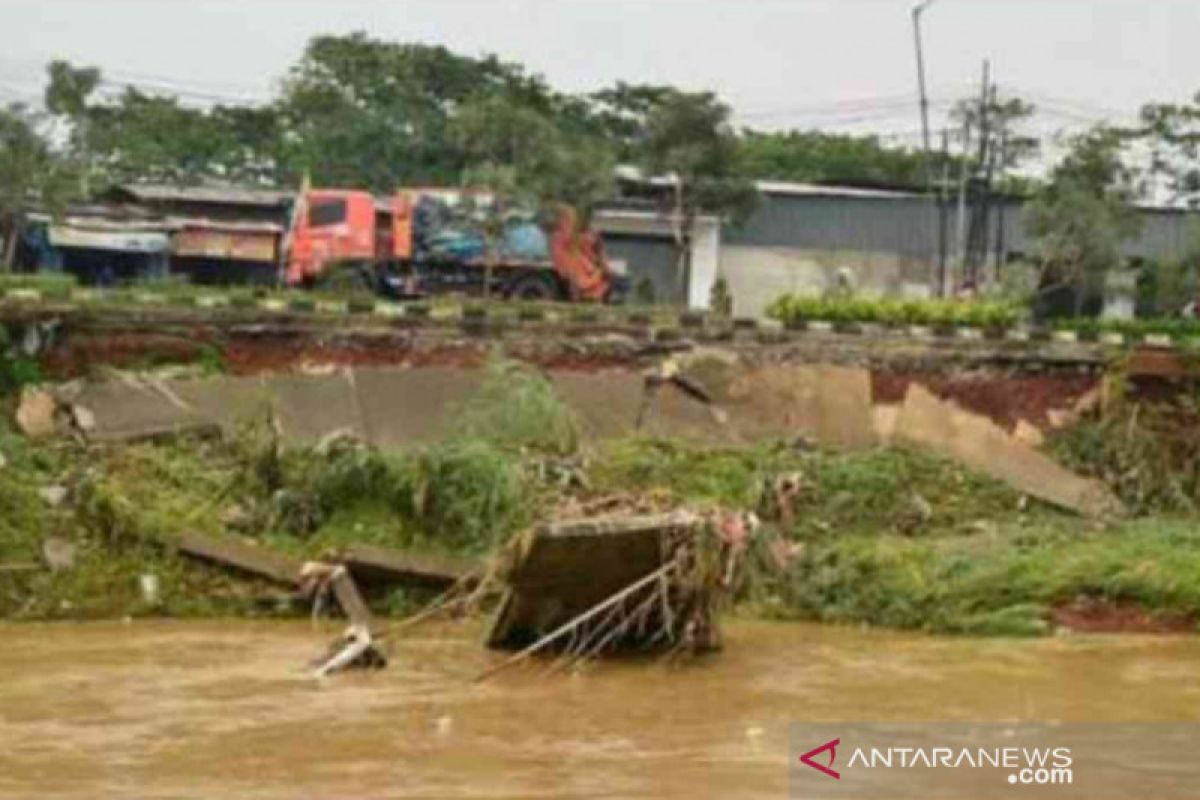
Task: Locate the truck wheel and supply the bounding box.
[322,263,376,296]
[509,273,562,302]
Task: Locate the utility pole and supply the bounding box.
[912,0,938,159]
[938,128,950,296]
[912,0,940,293]
[966,61,993,288]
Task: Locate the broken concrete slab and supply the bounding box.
[894,384,1120,517]
[723,365,878,448]
[638,377,740,443]
[15,388,58,439]
[550,370,643,440]
[872,404,900,444]
[487,511,703,649]
[339,544,472,591]
[175,532,304,586]
[1013,419,1046,448]
[266,370,367,443]
[168,374,268,434]
[352,366,482,449]
[72,378,210,442]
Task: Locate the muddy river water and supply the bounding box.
[2,620,1199,799]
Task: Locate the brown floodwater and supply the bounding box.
[1,619,1198,799]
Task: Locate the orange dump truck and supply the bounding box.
[284,188,625,302]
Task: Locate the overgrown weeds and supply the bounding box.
[1050,376,1200,515]
[750,518,1200,635]
[591,438,1036,535]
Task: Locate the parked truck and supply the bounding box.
[284,188,625,302]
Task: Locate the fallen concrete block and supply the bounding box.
[340,544,472,591]
[487,511,708,650]
[15,388,58,439]
[175,532,304,586]
[894,384,1121,517]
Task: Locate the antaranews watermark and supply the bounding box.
[790,723,1200,799]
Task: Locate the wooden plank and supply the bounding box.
[176,532,303,586]
[340,544,471,590]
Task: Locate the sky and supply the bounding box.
[1,0,1197,150]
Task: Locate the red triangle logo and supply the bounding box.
[799,738,841,780]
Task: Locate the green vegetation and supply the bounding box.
[1050,375,1200,515]
[0,326,42,393]
[589,438,1200,635]
[1049,314,1200,342]
[3,359,1200,635]
[765,294,1021,330]
[753,517,1200,636]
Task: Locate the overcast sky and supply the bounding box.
[1,0,1197,147]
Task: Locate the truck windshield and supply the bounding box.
[308,199,348,228]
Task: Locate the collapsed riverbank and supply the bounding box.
[2,358,1199,636]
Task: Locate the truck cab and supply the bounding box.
[285,189,379,285]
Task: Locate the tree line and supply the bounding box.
[2,31,1200,314]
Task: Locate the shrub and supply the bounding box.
[766,294,1019,330]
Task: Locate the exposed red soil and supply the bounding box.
[871,371,1098,431]
[220,341,489,375]
[1053,598,1194,634]
[40,333,216,378]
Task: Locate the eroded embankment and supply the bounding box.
[3,305,1199,636]
[6,302,1112,426]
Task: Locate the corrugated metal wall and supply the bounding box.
[725,192,1198,265]
[726,195,941,261]
[602,233,683,304]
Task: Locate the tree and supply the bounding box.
[736,130,933,188]
[1025,128,1140,318]
[585,82,677,160]
[44,61,100,195]
[0,104,73,270]
[639,91,757,300]
[454,91,615,297]
[949,91,1039,181]
[1137,93,1200,207]
[276,33,566,191]
[45,60,284,187]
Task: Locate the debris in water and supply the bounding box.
[477,509,756,680]
[300,562,388,677]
